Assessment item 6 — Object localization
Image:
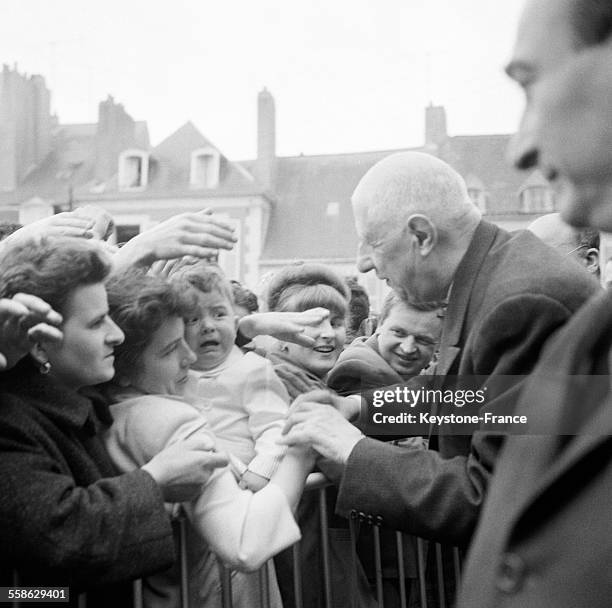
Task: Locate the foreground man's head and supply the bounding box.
[507,0,612,230]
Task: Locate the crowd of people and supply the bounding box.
[0,0,611,606]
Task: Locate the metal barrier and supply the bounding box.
[9,472,462,608]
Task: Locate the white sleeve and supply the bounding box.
[184,468,301,571]
[242,355,290,479]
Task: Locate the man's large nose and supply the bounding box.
[399,335,417,354]
[356,243,375,273]
[508,112,539,170]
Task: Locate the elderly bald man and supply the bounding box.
[528,212,600,276]
[281,151,597,551]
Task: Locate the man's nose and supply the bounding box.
[507,112,539,170]
[399,335,417,354]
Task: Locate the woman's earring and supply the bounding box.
[39,361,51,375]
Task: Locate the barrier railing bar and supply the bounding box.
[132,579,143,608]
[259,561,270,608]
[11,569,20,608]
[218,561,232,608]
[453,547,462,582]
[318,486,333,608]
[292,543,304,608]
[78,593,87,608]
[416,538,428,608]
[395,531,407,608]
[348,511,360,608]
[373,524,384,607]
[435,543,446,608]
[177,513,190,608]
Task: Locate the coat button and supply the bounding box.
[496,553,527,594]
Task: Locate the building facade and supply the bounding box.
[1,65,595,309]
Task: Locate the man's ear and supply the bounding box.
[584,248,600,275]
[406,214,437,255]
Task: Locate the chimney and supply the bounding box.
[424,104,447,148]
[94,95,137,181]
[256,88,276,190]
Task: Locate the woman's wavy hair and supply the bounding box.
[106,269,198,374]
[265,262,350,317]
[0,236,111,315]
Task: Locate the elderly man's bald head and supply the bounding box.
[352,152,481,238]
[352,152,482,306]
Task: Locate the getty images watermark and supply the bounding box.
[358,375,609,436]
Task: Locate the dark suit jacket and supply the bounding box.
[0,361,174,608]
[458,288,612,607]
[336,220,600,546]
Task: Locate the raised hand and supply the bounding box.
[0,294,63,370]
[238,308,331,347]
[113,209,237,271]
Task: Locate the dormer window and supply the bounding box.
[465,174,487,213]
[520,186,555,213]
[519,170,555,213]
[119,149,149,191]
[190,148,220,189]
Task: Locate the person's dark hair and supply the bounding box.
[379,291,440,324]
[169,261,235,306]
[345,276,370,336]
[265,263,349,317]
[570,0,612,47]
[0,222,23,242]
[0,236,111,315]
[230,280,259,314]
[577,227,600,251]
[106,269,198,374]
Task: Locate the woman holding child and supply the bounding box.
[103,268,314,608]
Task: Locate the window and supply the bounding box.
[520,186,555,213]
[190,148,220,188]
[467,188,487,212]
[465,175,487,213]
[118,150,149,190]
[326,202,340,217]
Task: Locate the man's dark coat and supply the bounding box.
[336,220,599,546]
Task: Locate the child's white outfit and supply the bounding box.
[104,389,299,608]
[186,346,290,480]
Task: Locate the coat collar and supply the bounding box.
[0,360,97,434]
[435,220,500,377]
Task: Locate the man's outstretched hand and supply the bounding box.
[279,390,364,464]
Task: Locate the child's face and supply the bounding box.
[284,311,346,378]
[129,316,196,395]
[377,303,441,378]
[184,290,237,371]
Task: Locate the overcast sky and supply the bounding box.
[1,0,526,159]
